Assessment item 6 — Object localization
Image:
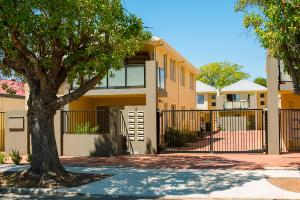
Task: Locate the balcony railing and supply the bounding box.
[71,65,145,90]
[224,101,250,109]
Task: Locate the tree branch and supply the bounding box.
[53,73,105,109]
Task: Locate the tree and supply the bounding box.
[254,77,267,87]
[197,62,250,89]
[0,0,150,176]
[235,0,300,94]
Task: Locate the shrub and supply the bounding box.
[10,149,22,165]
[27,153,32,165]
[164,128,184,147]
[164,128,200,147]
[0,152,7,164]
[74,122,99,134]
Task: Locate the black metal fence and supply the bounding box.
[0,112,4,151]
[158,109,267,153]
[280,109,300,153]
[61,110,110,134]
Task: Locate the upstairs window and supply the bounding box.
[227,94,240,101]
[163,54,168,78]
[170,59,176,81]
[190,73,195,90]
[157,67,165,90]
[180,66,185,86]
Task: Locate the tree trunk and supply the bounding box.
[27,86,64,175]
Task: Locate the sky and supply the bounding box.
[123,0,267,79]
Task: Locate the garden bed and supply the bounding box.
[0,171,111,188]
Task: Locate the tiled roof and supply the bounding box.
[196,81,217,93]
[0,80,25,96]
[221,79,267,92]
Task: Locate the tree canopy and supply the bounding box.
[235,0,300,94]
[254,77,267,87]
[0,0,151,175]
[197,62,250,89]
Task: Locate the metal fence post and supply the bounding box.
[210,110,213,154]
[156,110,161,154]
[265,108,268,154]
[60,110,64,156]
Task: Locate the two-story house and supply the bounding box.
[61,36,198,156]
[196,80,267,132]
[196,80,267,110]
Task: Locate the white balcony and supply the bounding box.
[224,101,250,109]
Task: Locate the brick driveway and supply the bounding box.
[60,153,300,170]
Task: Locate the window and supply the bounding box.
[197,95,204,104]
[190,73,195,90]
[227,94,240,101]
[211,95,216,100]
[211,102,216,107]
[163,54,168,78]
[87,65,145,89]
[180,66,185,86]
[108,68,126,87]
[260,101,265,106]
[157,67,165,90]
[260,93,265,98]
[127,65,145,87]
[170,59,176,81]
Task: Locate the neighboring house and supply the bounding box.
[0,80,26,112]
[267,55,300,153]
[0,80,26,151]
[218,79,267,110]
[196,80,267,110]
[59,36,198,156]
[196,81,217,110]
[196,80,267,132]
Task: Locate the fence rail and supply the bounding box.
[280,109,300,153]
[159,109,267,153]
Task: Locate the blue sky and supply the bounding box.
[123,0,267,79]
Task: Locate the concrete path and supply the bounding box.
[0,164,300,199]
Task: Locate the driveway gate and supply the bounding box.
[158,109,267,153]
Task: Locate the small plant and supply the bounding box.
[74,122,99,134]
[0,152,7,164]
[10,149,22,165]
[27,153,32,165]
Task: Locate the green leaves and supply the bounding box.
[0,0,151,100]
[197,62,250,89]
[254,77,267,87]
[235,0,300,93]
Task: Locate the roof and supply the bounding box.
[196,81,217,93]
[0,80,25,96]
[221,79,267,92]
[150,36,199,74]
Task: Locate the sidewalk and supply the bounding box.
[0,164,299,199]
[60,153,300,170]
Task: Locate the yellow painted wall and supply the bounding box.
[280,92,300,109]
[155,45,197,111]
[69,95,146,110]
[0,96,25,112]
